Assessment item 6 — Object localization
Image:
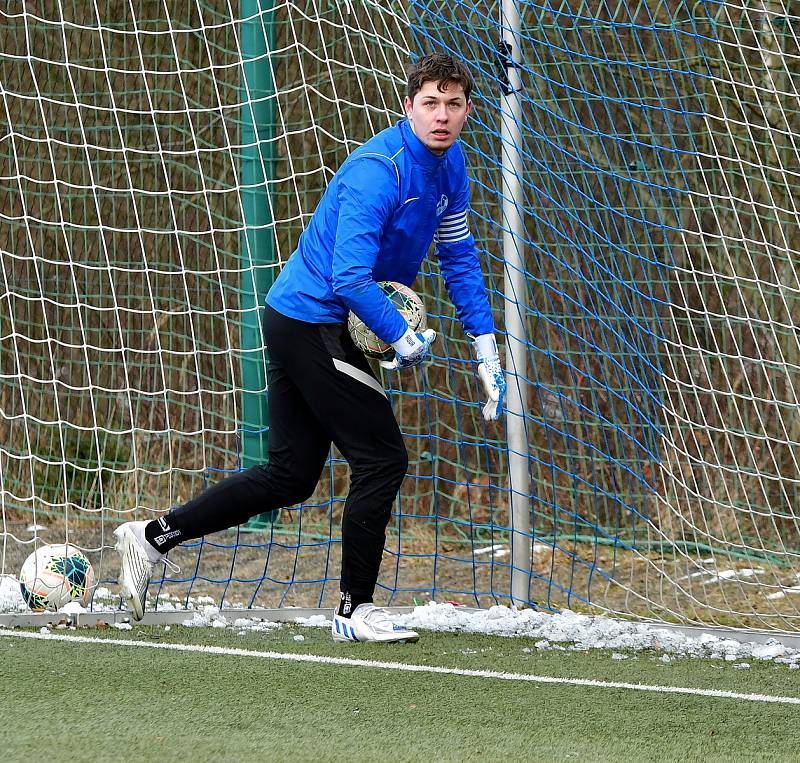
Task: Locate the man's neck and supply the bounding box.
[409,121,445,156]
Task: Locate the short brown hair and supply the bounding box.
[406,52,473,103]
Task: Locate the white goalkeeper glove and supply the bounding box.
[380,327,437,371]
[473,333,506,421]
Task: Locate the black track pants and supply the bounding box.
[151,305,408,599]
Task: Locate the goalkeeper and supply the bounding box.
[114,52,505,643]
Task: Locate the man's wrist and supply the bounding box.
[473,333,498,361]
[391,326,424,358]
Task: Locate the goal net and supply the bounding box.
[2,0,800,631]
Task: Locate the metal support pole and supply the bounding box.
[239,0,276,527]
[499,0,532,606]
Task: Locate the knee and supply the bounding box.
[391,446,409,484]
[386,442,409,482]
[283,480,319,507]
[251,464,319,507]
[352,443,408,488]
[282,466,324,505]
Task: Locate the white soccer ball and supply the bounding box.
[348,281,427,360]
[19,543,94,612]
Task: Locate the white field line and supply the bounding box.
[2,628,799,706]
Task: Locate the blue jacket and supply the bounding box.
[266,118,494,343]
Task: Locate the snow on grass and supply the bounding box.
[395,602,800,665]
[170,600,800,666]
[4,583,800,667]
[0,576,26,612]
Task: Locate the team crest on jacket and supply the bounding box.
[437,194,449,216]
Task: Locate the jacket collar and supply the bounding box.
[399,118,449,171]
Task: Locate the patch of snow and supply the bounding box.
[0,576,26,613]
[294,614,330,627]
[392,602,800,664]
[59,601,88,615]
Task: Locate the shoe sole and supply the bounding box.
[114,527,147,621]
[331,632,420,643]
[331,617,419,643]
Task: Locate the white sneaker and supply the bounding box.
[331,603,419,643]
[113,521,178,621]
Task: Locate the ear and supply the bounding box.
[465,99,473,119]
[404,95,413,117]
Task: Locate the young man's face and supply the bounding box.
[404,80,472,155]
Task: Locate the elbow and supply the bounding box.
[331,278,355,300]
[331,271,369,304]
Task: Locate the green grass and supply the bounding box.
[1,624,798,762]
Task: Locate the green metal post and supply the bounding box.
[239,0,277,528]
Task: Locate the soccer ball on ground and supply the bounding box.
[347,281,427,361]
[19,543,94,612]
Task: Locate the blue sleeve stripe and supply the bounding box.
[434,210,470,243]
[438,217,468,231]
[441,210,468,222]
[435,229,471,243]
